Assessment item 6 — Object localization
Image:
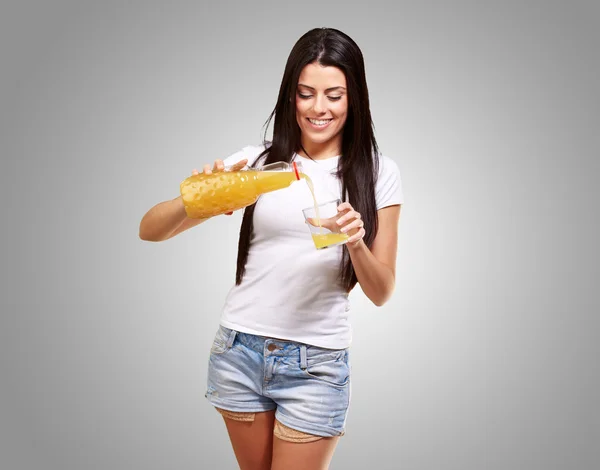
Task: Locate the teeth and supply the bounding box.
[308,118,332,126]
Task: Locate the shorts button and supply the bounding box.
[267,343,277,351]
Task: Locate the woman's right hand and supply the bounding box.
[191,158,248,216]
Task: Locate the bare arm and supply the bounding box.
[337,203,401,306]
[139,196,208,242]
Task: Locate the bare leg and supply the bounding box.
[220,409,276,470]
[271,424,340,470]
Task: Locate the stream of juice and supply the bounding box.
[302,175,321,228]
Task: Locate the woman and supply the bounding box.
[139,27,403,470]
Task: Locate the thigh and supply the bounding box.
[271,432,339,470]
[222,410,276,470]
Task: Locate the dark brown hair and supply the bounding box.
[236,27,379,292]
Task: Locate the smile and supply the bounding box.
[307,118,333,128]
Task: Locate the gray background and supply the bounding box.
[1,0,599,469]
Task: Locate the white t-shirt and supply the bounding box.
[218,144,404,349]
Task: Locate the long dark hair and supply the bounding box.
[235,27,380,292]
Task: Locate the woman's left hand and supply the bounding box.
[336,202,365,246]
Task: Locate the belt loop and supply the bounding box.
[300,345,307,370]
[226,329,237,348]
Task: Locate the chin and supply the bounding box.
[303,127,338,143]
[306,133,331,143]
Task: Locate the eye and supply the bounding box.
[298,93,312,99]
[328,96,342,101]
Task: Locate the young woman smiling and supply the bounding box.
[139,27,404,470]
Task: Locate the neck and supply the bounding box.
[299,137,342,160]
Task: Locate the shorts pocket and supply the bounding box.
[210,326,234,355]
[303,349,350,387]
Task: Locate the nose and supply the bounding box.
[313,95,326,114]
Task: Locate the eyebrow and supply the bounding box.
[298,84,346,92]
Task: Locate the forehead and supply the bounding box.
[297,63,346,89]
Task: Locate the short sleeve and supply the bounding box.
[375,155,404,209]
[222,144,268,168]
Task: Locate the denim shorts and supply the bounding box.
[205,325,351,438]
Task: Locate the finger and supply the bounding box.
[213,159,224,172]
[324,215,341,231]
[337,202,352,212]
[347,227,366,245]
[336,211,360,226]
[231,158,249,171]
[340,218,364,234]
[307,216,338,231]
[323,215,341,230]
[306,217,322,227]
[203,164,212,174]
[192,168,199,175]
